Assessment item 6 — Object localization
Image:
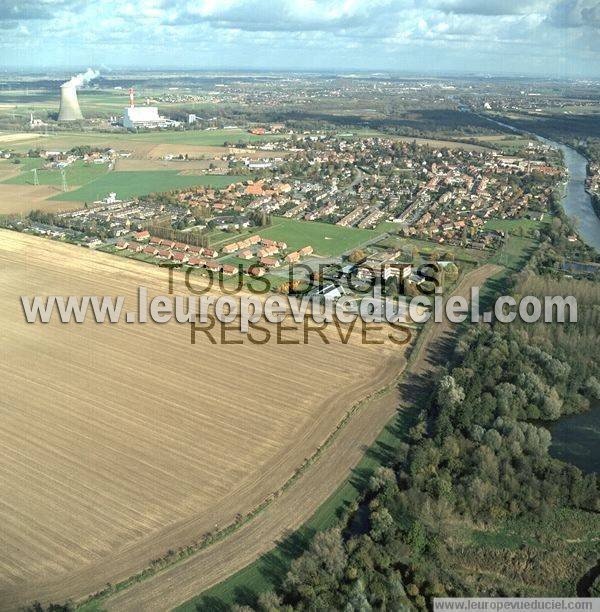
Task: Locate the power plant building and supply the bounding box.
[122,105,169,129]
[122,87,172,129]
[58,83,83,121]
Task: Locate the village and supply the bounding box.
[243,134,561,246]
[2,132,564,299]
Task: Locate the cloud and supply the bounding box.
[0,0,597,77]
[549,0,600,28]
[0,0,81,27]
[434,0,548,16]
[160,0,404,32]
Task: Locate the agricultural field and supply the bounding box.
[0,158,83,213]
[47,171,246,203]
[0,230,405,609]
[4,128,285,155]
[0,184,78,215]
[97,263,501,612]
[0,157,248,209]
[3,159,109,188]
[334,131,493,152]
[469,133,531,153]
[0,125,290,213]
[112,158,225,172]
[116,128,285,146]
[0,132,44,145]
[0,156,246,209]
[145,143,287,160]
[388,135,491,152]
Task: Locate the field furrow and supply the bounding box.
[0,229,405,607]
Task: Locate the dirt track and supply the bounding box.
[102,263,502,612]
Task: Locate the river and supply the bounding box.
[482,116,600,474]
[480,115,600,251]
[538,136,600,251]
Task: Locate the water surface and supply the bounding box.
[548,406,600,474]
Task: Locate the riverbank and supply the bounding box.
[479,113,600,252]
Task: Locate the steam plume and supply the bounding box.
[62,68,99,88]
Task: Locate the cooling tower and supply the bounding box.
[58,83,83,121]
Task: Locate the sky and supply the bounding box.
[0,0,599,78]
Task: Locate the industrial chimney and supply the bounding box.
[58,83,83,121]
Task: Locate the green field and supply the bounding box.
[115,128,286,146]
[259,217,379,257]
[484,217,549,237]
[0,158,45,172]
[3,159,108,188]
[472,135,531,154]
[48,171,246,202]
[490,234,538,270]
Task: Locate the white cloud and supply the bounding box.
[0,0,597,76]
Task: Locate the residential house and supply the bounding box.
[260,257,280,268]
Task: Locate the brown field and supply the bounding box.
[7,135,159,158]
[147,143,288,160]
[0,230,406,609]
[0,162,21,182]
[0,133,43,144]
[0,184,81,215]
[113,157,227,172]
[102,263,502,612]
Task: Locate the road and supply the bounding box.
[102,263,501,612]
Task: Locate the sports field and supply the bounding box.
[259,217,380,257]
[0,230,404,609]
[484,216,549,237]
